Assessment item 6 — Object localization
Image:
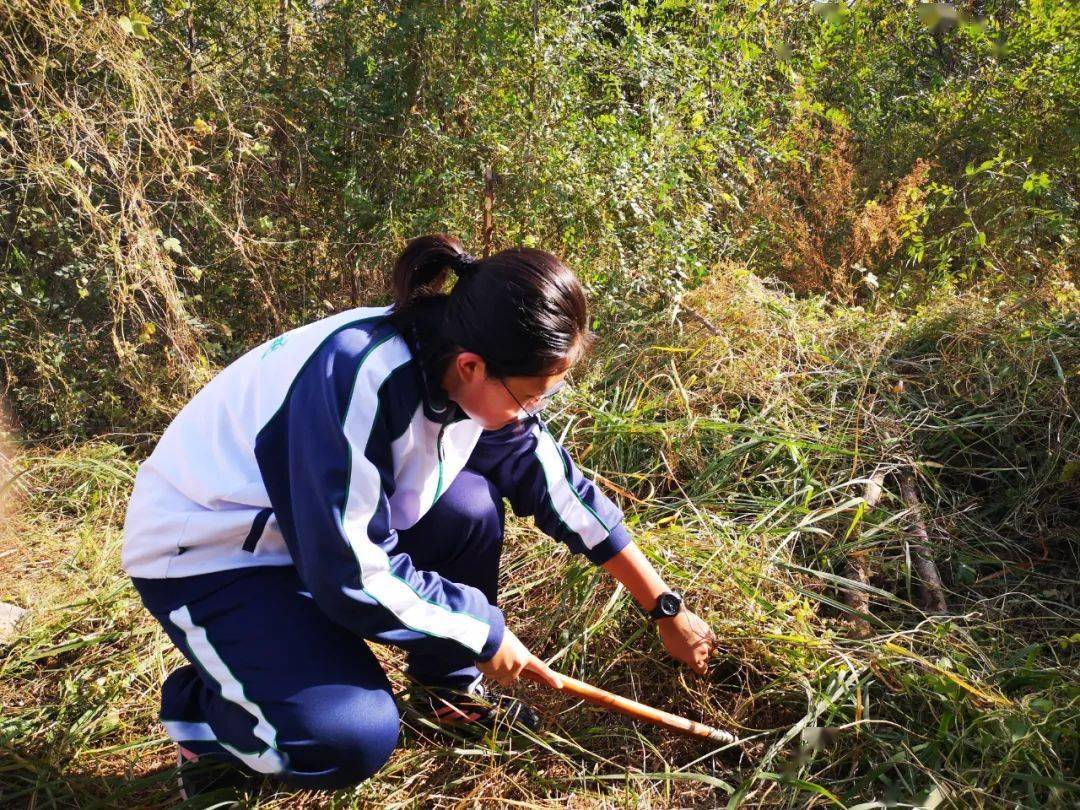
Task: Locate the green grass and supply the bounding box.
[2,285,1077,808]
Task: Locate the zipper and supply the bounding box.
[432,418,447,503]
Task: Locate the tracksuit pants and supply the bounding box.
[131,467,506,790]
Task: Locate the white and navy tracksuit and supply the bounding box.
[122,304,630,788]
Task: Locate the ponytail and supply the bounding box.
[391,233,473,306]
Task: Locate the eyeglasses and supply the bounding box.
[497,376,569,418]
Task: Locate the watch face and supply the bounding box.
[658,592,681,616]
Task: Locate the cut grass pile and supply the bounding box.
[1,271,1077,808]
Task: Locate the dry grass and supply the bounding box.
[0,0,305,431]
[748,122,932,301]
[1,0,200,365]
[0,400,12,530]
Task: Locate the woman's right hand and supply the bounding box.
[477,628,564,689]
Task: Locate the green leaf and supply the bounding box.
[129,11,152,38]
[812,3,843,24]
[1022,171,1050,193]
[62,157,84,176]
[65,0,82,15]
[162,237,183,255]
[825,107,850,128]
[917,3,959,31]
[117,15,133,35]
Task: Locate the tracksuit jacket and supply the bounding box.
[121,304,631,663]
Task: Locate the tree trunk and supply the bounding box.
[274,0,291,184]
[481,165,495,256]
[185,5,196,99]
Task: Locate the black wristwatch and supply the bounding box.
[646,590,683,620]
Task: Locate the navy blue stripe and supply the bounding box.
[255,319,394,558]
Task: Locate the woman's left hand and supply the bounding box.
[657,609,717,675]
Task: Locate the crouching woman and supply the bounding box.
[122,234,717,794]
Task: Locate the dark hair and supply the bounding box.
[388,234,592,396]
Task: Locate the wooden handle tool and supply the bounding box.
[521,668,738,745]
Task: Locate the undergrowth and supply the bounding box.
[2,270,1076,808]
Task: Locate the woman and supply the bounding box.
[122,234,717,793]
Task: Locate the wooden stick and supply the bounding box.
[844,468,886,636]
[521,669,738,745]
[676,305,724,337]
[899,469,949,614]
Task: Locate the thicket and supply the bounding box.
[1,1,1077,807]
[2,0,1075,437]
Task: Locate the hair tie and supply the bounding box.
[451,252,479,279]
